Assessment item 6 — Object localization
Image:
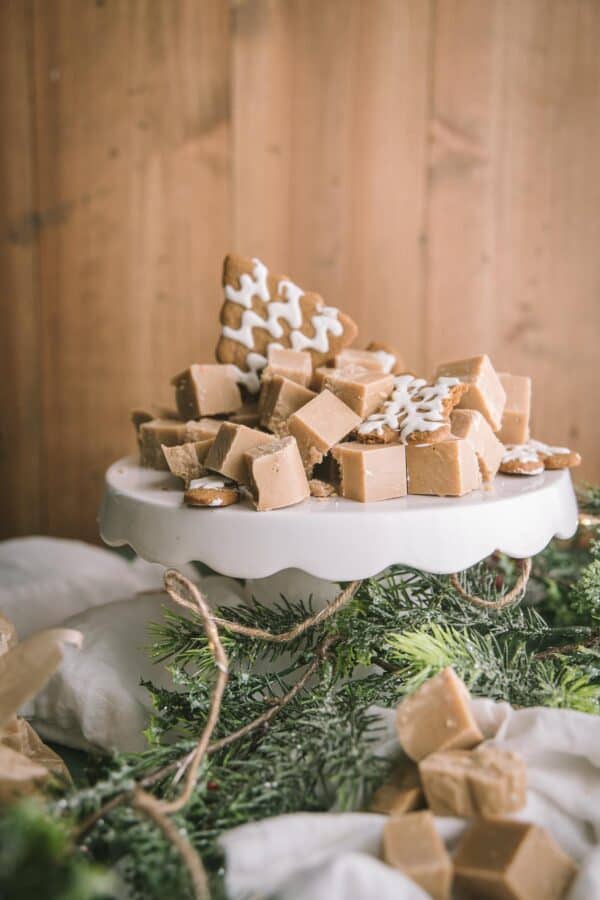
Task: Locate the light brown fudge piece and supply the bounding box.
[171,364,242,419]
[419,745,527,817]
[333,347,399,374]
[139,419,189,469]
[265,346,312,387]
[382,811,452,900]
[308,479,338,498]
[365,341,406,375]
[332,442,407,502]
[406,438,482,497]
[454,819,577,900]
[497,373,532,445]
[287,389,361,471]
[191,417,226,440]
[162,440,214,486]
[311,362,370,393]
[204,422,275,484]
[396,667,483,762]
[323,369,394,418]
[259,376,316,435]
[451,408,505,482]
[131,408,154,433]
[184,475,239,508]
[369,763,423,815]
[244,436,310,511]
[435,354,506,431]
[229,401,260,428]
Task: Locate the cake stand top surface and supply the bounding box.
[99,457,578,580]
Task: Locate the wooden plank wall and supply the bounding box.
[1,0,599,542]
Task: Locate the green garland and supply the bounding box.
[2,487,600,900]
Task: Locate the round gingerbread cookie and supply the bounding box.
[500,445,544,476]
[184,475,240,508]
[529,439,582,470]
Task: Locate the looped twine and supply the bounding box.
[450,557,532,610]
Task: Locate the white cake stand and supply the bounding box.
[99,457,578,580]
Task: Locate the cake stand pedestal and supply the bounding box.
[99,457,578,580]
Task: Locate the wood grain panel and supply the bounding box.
[426,0,600,478]
[424,0,501,372]
[1,0,599,540]
[0,1,41,538]
[491,0,600,479]
[232,0,431,372]
[31,0,231,540]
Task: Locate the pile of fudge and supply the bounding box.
[373,667,577,899]
[131,254,581,511]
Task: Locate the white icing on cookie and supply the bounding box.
[529,439,571,457]
[501,444,544,474]
[290,305,343,353]
[209,498,224,506]
[358,375,460,443]
[222,259,345,379]
[371,350,396,374]
[188,476,230,491]
[229,352,268,394]
[224,258,270,309]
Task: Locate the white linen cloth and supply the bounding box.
[0,537,337,752]
[220,701,600,900]
[0,537,169,639]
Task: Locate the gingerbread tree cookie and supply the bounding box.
[357,374,468,444]
[216,255,358,393]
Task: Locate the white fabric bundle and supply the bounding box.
[0,537,167,639]
[0,537,336,752]
[220,700,600,899]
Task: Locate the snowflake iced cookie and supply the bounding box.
[216,255,358,393]
[500,440,581,476]
[184,475,240,508]
[356,375,468,444]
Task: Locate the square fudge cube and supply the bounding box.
[311,362,370,393]
[139,419,189,470]
[323,369,394,418]
[287,389,361,471]
[204,422,275,484]
[171,364,242,419]
[369,762,423,815]
[244,436,309,511]
[259,376,316,435]
[265,346,312,387]
[454,819,577,900]
[406,438,482,497]
[497,373,532,445]
[382,811,452,900]
[451,408,505,482]
[333,347,396,374]
[435,354,506,431]
[188,417,227,440]
[332,442,407,502]
[419,746,527,817]
[229,401,260,428]
[161,439,214,486]
[396,667,483,762]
